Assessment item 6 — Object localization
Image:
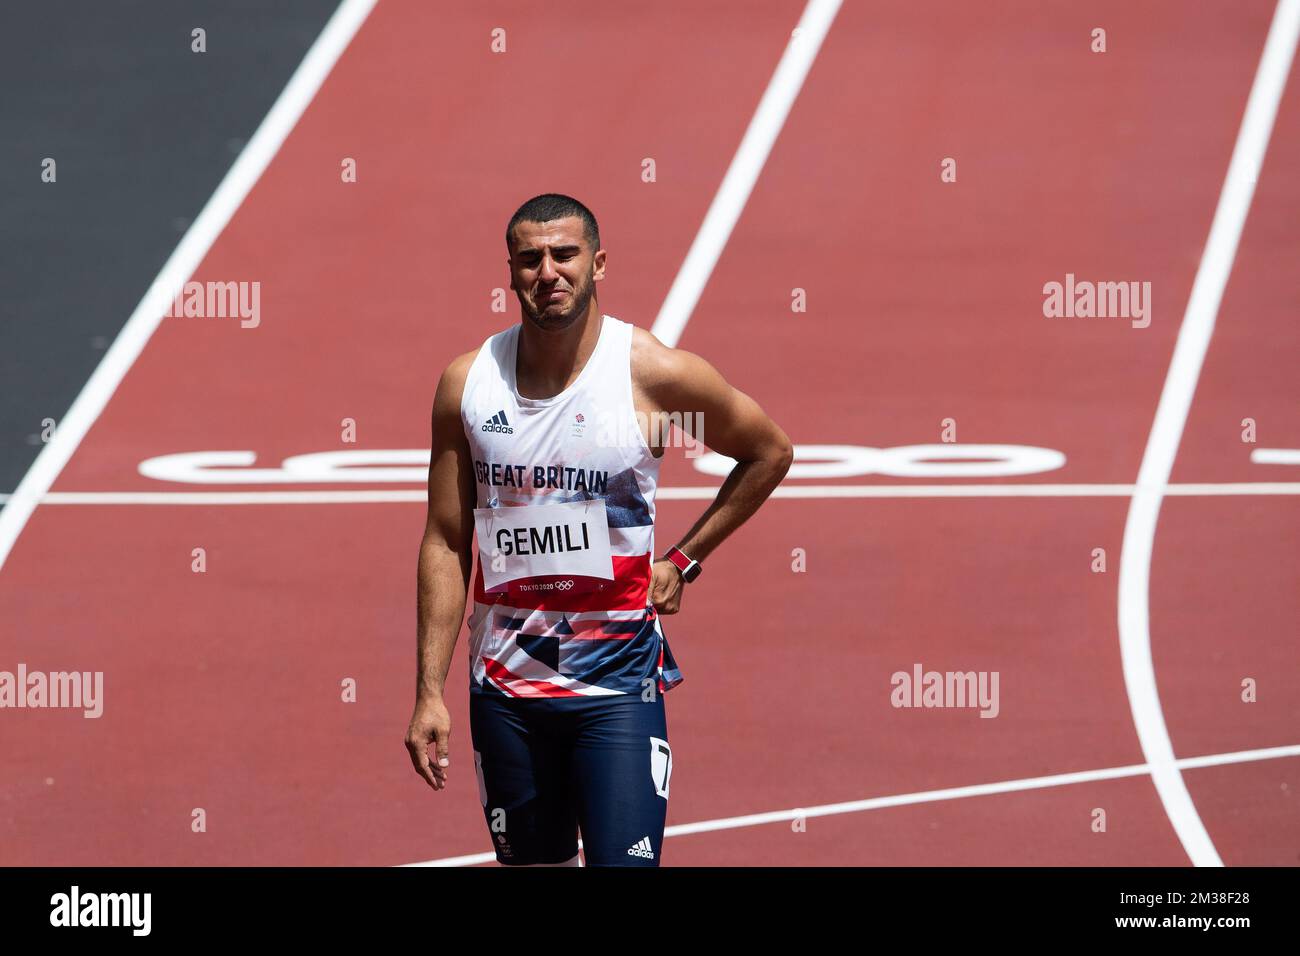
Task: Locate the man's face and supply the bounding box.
[508,217,605,331]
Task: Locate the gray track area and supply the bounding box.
[0,0,341,495]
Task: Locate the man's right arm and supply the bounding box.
[405,350,478,792]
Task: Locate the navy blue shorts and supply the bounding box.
[469,692,672,866]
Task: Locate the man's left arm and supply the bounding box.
[641,340,794,614]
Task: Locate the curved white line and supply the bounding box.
[1117,0,1300,867]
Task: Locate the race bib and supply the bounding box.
[474,498,615,593]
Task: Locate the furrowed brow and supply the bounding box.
[517,245,581,257]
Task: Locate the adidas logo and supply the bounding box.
[482,410,514,435]
[626,836,654,860]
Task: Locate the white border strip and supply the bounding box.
[651,0,842,347]
[1117,0,1300,868]
[404,742,1300,866]
[3,481,1300,505]
[0,0,378,576]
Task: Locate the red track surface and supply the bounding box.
[1,0,1296,866]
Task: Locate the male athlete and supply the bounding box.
[405,193,792,866]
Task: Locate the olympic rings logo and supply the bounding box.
[691,444,1067,479]
[516,579,575,592]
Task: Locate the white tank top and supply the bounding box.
[459,313,683,699]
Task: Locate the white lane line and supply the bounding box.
[1117,0,1300,868]
[0,0,378,577]
[403,742,1300,866]
[29,491,428,505]
[4,482,1300,505]
[1160,482,1300,496]
[651,0,842,348]
[1251,448,1300,465]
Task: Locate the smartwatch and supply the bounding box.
[665,546,702,583]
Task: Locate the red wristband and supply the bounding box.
[666,546,702,583]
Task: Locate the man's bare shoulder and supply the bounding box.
[432,347,481,416]
[630,325,694,392]
[445,346,481,383]
[630,324,722,399]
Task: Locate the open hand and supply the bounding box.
[405,696,452,791]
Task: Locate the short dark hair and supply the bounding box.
[505,193,600,254]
